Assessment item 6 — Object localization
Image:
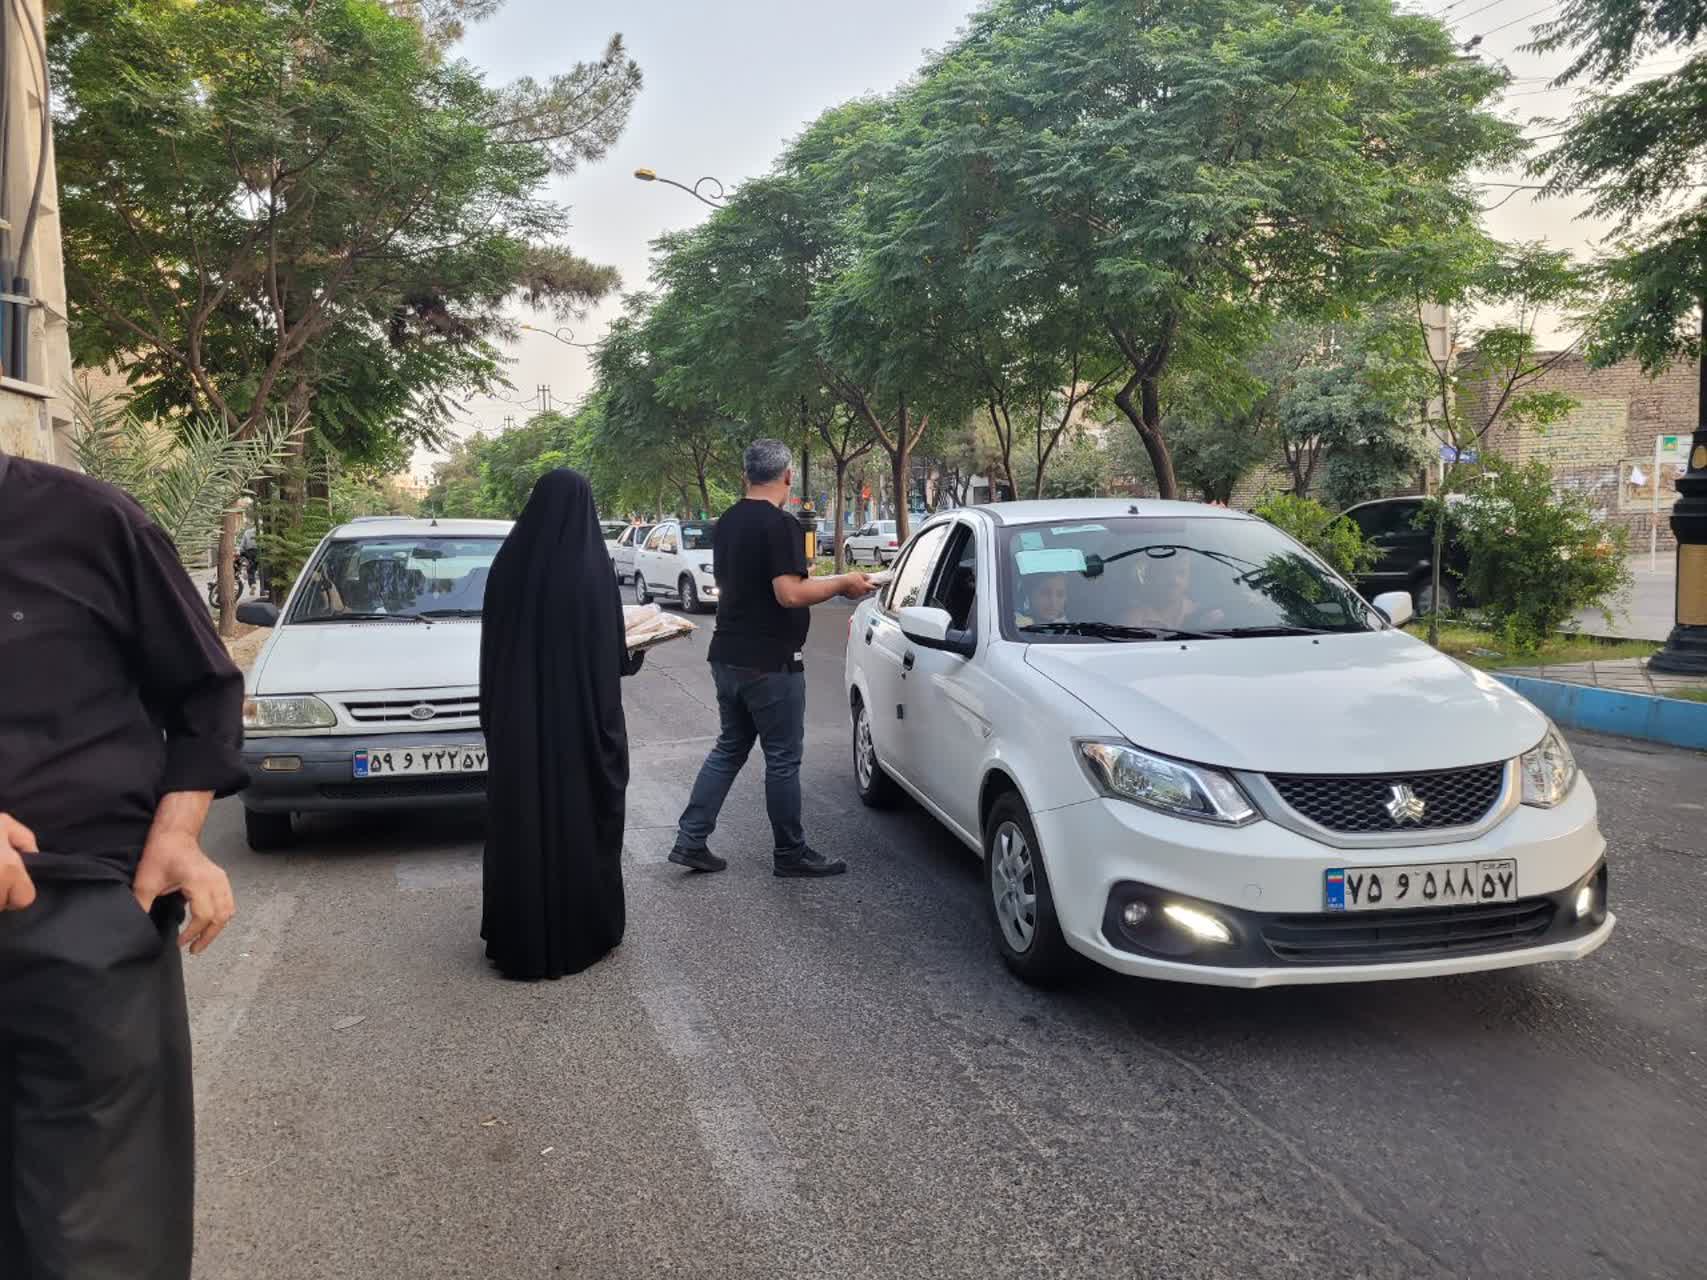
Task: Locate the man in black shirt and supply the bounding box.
[671,439,875,877]
[0,451,246,1279]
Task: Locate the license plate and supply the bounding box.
[352,746,486,778]
[1324,859,1516,912]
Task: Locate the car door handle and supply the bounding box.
[902,651,915,672]
[865,626,875,645]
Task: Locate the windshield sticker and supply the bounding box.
[1049,523,1107,536]
[1017,531,1045,551]
[1015,547,1089,576]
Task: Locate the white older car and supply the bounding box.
[844,499,1611,987]
[235,517,511,850]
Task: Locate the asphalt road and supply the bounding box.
[188,603,1707,1279]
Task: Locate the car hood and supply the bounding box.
[1023,630,1546,774]
[251,619,482,695]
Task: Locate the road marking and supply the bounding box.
[189,890,298,1113]
[638,984,795,1217]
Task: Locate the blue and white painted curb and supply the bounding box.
[1496,673,1707,753]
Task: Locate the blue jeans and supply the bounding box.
[675,663,807,856]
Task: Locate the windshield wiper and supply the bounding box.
[1204,625,1336,638]
[1020,621,1217,641]
[299,611,430,625]
[415,608,483,619]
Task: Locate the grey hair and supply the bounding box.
[743,438,792,486]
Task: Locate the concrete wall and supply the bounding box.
[0,0,73,466]
[1462,351,1702,552]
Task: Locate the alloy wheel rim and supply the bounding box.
[855,707,874,789]
[991,821,1037,952]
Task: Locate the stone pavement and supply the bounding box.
[1499,655,1705,698]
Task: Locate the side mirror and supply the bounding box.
[237,600,280,628]
[1371,591,1414,629]
[899,606,975,658]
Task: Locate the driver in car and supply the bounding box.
[1015,571,1071,629]
[1120,552,1225,631]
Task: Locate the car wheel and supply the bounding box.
[680,574,702,613]
[244,808,295,852]
[852,696,901,809]
[633,574,651,606]
[1414,575,1458,616]
[985,792,1075,985]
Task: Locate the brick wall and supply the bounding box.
[1459,352,1701,552]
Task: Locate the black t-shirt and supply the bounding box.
[707,498,810,671]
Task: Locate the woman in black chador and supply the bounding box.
[478,468,644,979]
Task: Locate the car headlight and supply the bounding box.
[1076,740,1257,825]
[243,695,337,731]
[1519,725,1577,808]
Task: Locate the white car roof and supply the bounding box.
[966,498,1251,525]
[328,517,513,540]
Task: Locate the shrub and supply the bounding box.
[1448,458,1630,650]
[1251,492,1379,579]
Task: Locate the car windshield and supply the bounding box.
[601,522,626,539]
[680,522,715,551]
[290,536,506,623]
[1003,516,1377,642]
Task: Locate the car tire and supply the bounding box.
[852,696,901,809]
[680,574,703,613]
[633,574,651,606]
[244,807,295,852]
[1414,574,1458,616]
[984,792,1076,985]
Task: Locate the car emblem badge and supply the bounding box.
[408,704,436,721]
[1385,783,1426,825]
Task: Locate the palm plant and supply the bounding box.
[67,377,301,568]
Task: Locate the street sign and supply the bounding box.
[1658,434,1686,466]
[1439,445,1478,464]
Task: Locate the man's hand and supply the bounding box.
[0,813,38,911]
[134,792,234,954]
[838,573,878,601]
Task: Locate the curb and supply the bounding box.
[1494,673,1707,753]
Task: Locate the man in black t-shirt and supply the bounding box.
[671,439,875,877]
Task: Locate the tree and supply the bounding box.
[51,0,639,630]
[1529,0,1707,669]
[918,0,1520,497]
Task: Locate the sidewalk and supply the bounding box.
[1494,655,1707,752]
[1498,656,1704,698]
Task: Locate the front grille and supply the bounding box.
[319,776,487,801]
[1267,763,1504,832]
[1262,899,1556,965]
[340,696,479,724]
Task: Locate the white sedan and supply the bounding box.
[845,520,900,566]
[844,499,1612,987]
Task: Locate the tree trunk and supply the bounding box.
[1427,501,1448,647]
[892,442,911,544]
[1114,375,1177,499]
[831,457,849,574]
[216,511,239,638]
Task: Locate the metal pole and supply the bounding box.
[1652,434,1662,573]
[1649,301,1707,673]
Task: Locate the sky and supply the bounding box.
[423,0,1683,475]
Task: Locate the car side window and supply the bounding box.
[644,526,668,552]
[925,524,978,632]
[885,524,951,613]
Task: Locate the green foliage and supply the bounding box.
[1039,431,1115,500]
[1448,459,1633,651]
[51,0,637,471]
[1252,493,1379,580]
[68,379,300,567]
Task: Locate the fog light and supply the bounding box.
[1121,901,1149,929]
[1575,884,1594,919]
[260,755,302,773]
[1162,903,1232,945]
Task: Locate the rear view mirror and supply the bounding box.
[237,600,280,628]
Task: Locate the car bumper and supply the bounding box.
[1030,778,1611,987]
[241,730,487,814]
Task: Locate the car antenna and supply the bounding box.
[1128,504,1139,515]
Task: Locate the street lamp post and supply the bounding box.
[1648,307,1707,673]
[633,168,727,208]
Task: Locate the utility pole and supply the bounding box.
[1649,304,1707,673]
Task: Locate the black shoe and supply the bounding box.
[773,847,847,878]
[668,845,727,873]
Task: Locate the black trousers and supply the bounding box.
[0,878,194,1280]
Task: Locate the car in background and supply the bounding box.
[1340,495,1470,614]
[611,522,654,584]
[234,517,512,850]
[845,520,900,566]
[601,520,628,559]
[845,498,1610,988]
[632,518,718,613]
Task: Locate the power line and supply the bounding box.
[1479,2,1563,39]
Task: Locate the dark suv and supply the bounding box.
[1340,495,1470,613]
